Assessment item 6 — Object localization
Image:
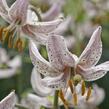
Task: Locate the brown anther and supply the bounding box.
[8,34,13,48]
[59,90,69,107]
[73,92,78,106]
[68,80,74,94]
[0,27,4,41]
[81,81,86,96]
[86,87,92,101]
[3,29,10,43]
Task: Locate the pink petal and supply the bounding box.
[78,26,102,68]
[0,91,16,109]
[8,0,28,24]
[77,61,109,81]
[46,34,75,71]
[29,41,59,76]
[42,69,70,90]
[25,18,63,33]
[41,2,63,21]
[22,26,48,45]
[31,67,52,97]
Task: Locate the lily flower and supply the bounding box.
[0,91,16,109]
[0,0,63,50]
[0,47,22,79]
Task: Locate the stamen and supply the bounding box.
[3,29,10,43]
[8,34,13,48]
[59,90,69,108]
[0,27,4,41]
[73,92,78,106]
[68,80,74,94]
[81,81,86,96]
[86,87,92,101]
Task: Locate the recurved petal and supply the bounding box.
[8,0,28,24]
[0,0,11,23]
[0,68,18,79]
[29,40,59,76]
[26,93,53,108]
[42,68,70,90]
[54,16,72,35]
[78,61,109,81]
[26,18,63,33]
[78,26,102,68]
[0,0,8,14]
[0,91,16,109]
[7,55,22,68]
[46,34,75,71]
[22,26,48,45]
[31,68,52,97]
[41,2,63,21]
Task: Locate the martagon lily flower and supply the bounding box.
[29,26,109,107]
[0,91,16,109]
[0,0,63,51]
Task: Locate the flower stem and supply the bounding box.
[53,90,59,109]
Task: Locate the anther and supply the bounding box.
[81,81,86,96]
[3,29,10,43]
[73,92,78,106]
[59,90,69,107]
[86,87,92,101]
[0,27,4,41]
[68,80,74,94]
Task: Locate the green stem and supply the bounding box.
[53,90,59,109]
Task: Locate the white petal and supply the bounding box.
[0,0,11,23]
[22,26,48,45]
[0,91,16,109]
[26,93,53,108]
[54,16,72,35]
[41,2,63,21]
[26,18,63,33]
[42,69,70,90]
[47,34,75,71]
[78,26,102,68]
[0,68,18,79]
[8,0,28,24]
[7,56,22,68]
[31,67,52,97]
[26,9,38,24]
[29,40,59,76]
[0,48,9,64]
[78,61,109,81]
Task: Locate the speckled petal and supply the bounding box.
[46,34,75,71]
[78,26,102,68]
[78,61,109,81]
[26,18,63,33]
[31,67,52,97]
[8,0,28,24]
[0,91,16,109]
[42,68,70,90]
[29,40,59,76]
